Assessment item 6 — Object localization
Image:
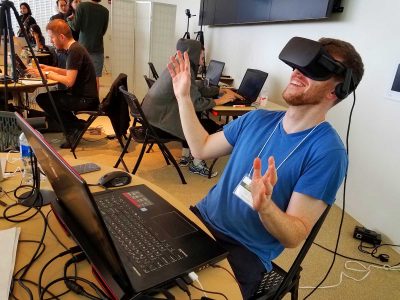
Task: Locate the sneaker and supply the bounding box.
[178,155,192,167]
[189,160,218,178]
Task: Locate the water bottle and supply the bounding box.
[19,132,33,179]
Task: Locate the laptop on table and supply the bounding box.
[224,68,268,106]
[205,60,225,86]
[15,113,227,299]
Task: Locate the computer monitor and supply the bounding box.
[14,112,130,295]
[237,69,269,102]
[206,60,225,86]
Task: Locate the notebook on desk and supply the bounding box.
[15,113,227,298]
[224,68,268,106]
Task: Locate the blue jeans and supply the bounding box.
[89,52,104,77]
[190,206,266,299]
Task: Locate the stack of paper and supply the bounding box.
[0,227,20,299]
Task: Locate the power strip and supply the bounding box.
[353,226,381,245]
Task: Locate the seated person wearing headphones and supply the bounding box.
[27,19,98,148]
[167,37,364,299]
[141,38,242,177]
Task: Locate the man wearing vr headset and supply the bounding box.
[168,37,364,299]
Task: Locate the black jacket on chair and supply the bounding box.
[100,73,129,138]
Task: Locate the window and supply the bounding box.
[11,0,55,43]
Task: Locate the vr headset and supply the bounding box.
[279,37,356,100]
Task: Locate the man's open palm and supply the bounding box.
[168,51,191,101]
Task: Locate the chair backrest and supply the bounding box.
[273,205,331,299]
[119,86,152,130]
[148,62,159,80]
[144,75,155,89]
[99,73,130,137]
[0,111,20,151]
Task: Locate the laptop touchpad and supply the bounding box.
[151,212,197,239]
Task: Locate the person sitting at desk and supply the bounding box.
[167,37,364,298]
[141,38,242,177]
[30,24,47,52]
[27,19,98,149]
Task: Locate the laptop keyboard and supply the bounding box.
[95,192,185,275]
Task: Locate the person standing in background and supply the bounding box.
[67,0,109,93]
[18,2,36,40]
[67,0,81,41]
[50,0,69,21]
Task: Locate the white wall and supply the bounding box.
[148,0,203,46]
[153,0,400,245]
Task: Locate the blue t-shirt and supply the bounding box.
[197,110,348,271]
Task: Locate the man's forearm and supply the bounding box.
[44,65,67,75]
[258,201,309,248]
[177,95,210,158]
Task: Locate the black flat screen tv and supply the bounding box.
[199,0,343,26]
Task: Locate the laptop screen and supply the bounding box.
[14,113,128,290]
[237,69,269,102]
[206,60,225,86]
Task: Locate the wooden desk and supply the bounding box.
[0,79,58,93]
[0,79,58,110]
[212,101,287,123]
[0,155,241,299]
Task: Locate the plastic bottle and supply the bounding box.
[19,132,33,179]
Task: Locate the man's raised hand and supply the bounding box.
[167,51,191,101]
[251,156,278,213]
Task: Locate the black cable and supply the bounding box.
[9,240,45,298]
[9,208,47,300]
[211,264,240,286]
[358,242,400,262]
[313,242,400,267]
[11,278,61,300]
[189,284,228,300]
[62,253,111,300]
[37,246,82,298]
[176,278,192,300]
[46,210,69,251]
[40,276,110,300]
[304,91,356,299]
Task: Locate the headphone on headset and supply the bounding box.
[279,37,359,101]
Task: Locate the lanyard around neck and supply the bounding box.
[248,117,324,176]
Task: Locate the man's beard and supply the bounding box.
[282,86,324,106]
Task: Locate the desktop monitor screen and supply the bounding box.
[14,113,129,291]
[237,69,268,102]
[206,60,225,86]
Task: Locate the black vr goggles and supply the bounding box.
[279,36,354,100]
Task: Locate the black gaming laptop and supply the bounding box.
[206,60,225,86]
[224,68,268,106]
[15,113,227,299]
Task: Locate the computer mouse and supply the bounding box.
[98,171,132,188]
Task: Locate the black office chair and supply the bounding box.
[144,75,155,89]
[114,86,187,184]
[70,73,130,158]
[148,62,159,80]
[251,206,331,300]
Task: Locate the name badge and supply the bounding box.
[233,175,253,208]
